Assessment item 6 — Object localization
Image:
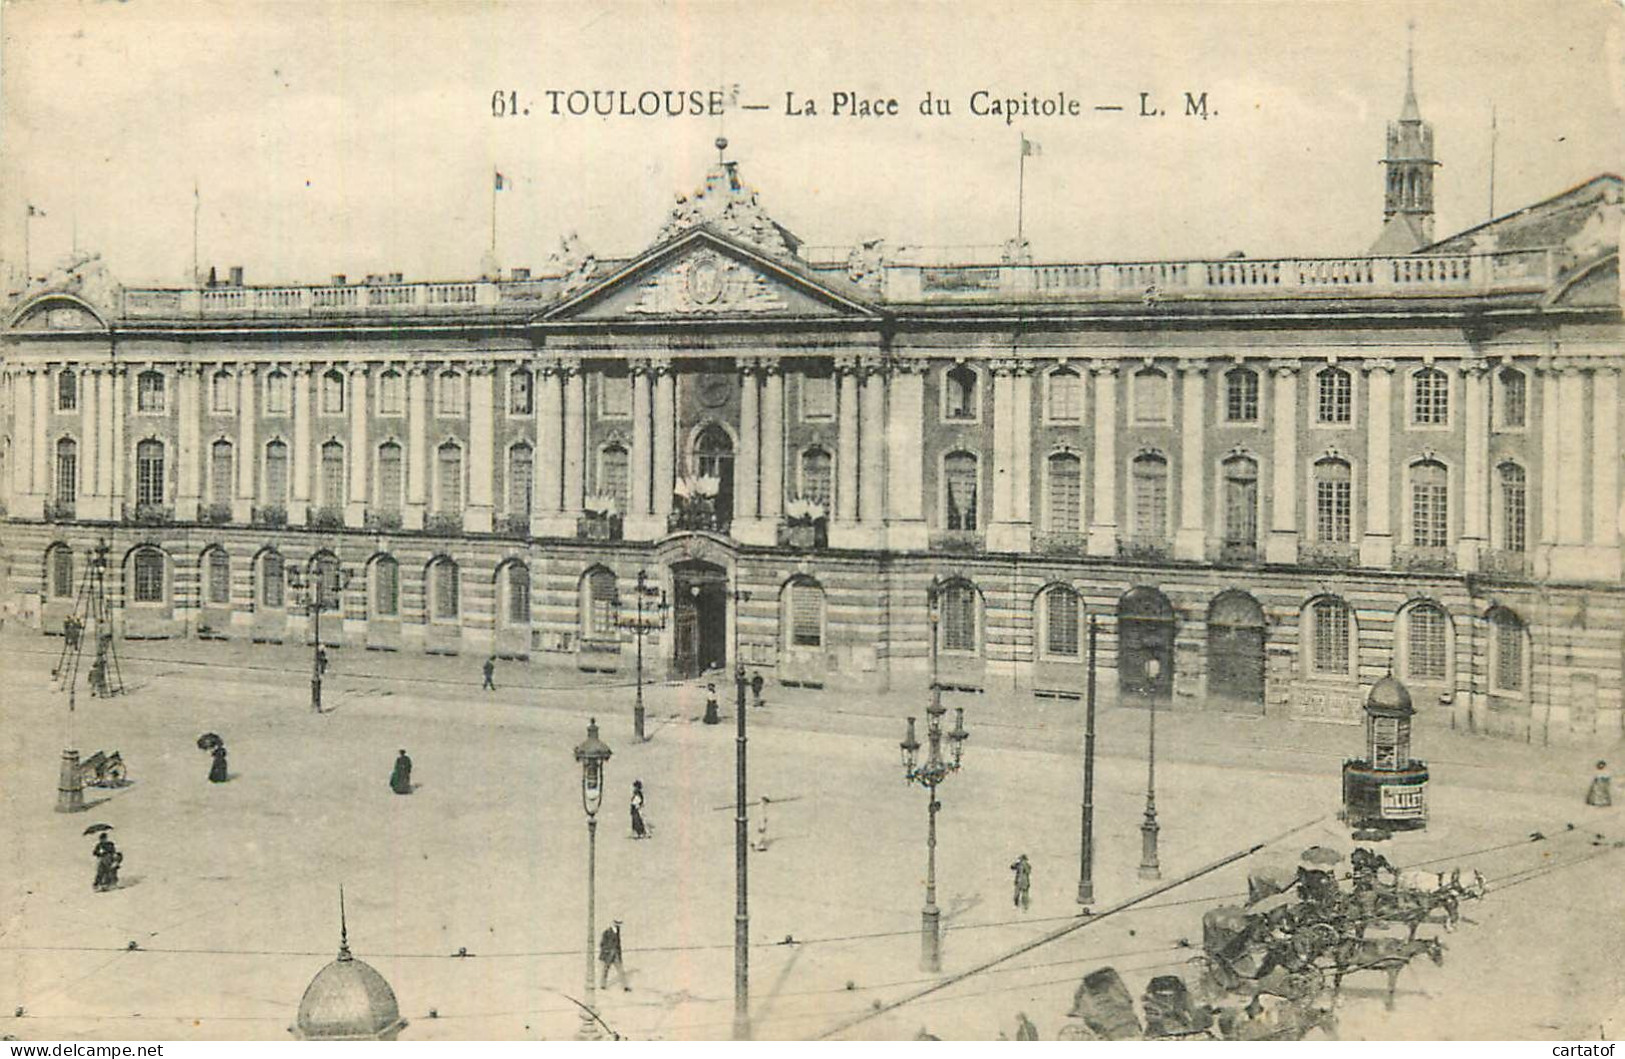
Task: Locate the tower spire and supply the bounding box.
[1400,19,1421,122]
[338,885,352,961]
[1371,19,1440,253]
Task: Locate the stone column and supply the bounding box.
[987,359,1032,552]
[176,365,201,521]
[831,355,862,544]
[109,368,126,515]
[532,361,566,536]
[1592,367,1620,567]
[79,367,106,520]
[12,369,35,516]
[404,365,429,530]
[760,360,785,525]
[97,369,115,502]
[1458,362,1490,569]
[652,358,676,522]
[31,367,49,513]
[885,359,929,549]
[289,365,312,525]
[1360,359,1395,567]
[1174,360,1208,560]
[1557,363,1586,544]
[1086,364,1119,557]
[1539,360,1559,553]
[346,364,369,528]
[465,365,495,534]
[234,367,256,522]
[732,357,765,542]
[857,356,889,546]
[624,360,658,540]
[562,362,586,518]
[1264,362,1299,565]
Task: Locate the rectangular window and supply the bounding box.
[378,373,404,416]
[1407,608,1447,681]
[266,373,290,415]
[377,446,403,514]
[1499,370,1527,428]
[1316,478,1351,543]
[791,586,822,647]
[1224,471,1258,548]
[265,446,289,503]
[374,562,399,618]
[1412,482,1448,547]
[508,571,531,624]
[1133,371,1169,423]
[1047,371,1082,421]
[136,446,165,506]
[945,458,978,531]
[1312,602,1349,675]
[134,557,164,603]
[53,552,74,598]
[434,563,459,620]
[1503,475,1526,553]
[438,448,463,514]
[1132,461,1168,540]
[212,373,235,415]
[58,372,77,412]
[1046,591,1080,657]
[510,371,534,415]
[802,371,836,420]
[508,448,533,515]
[1225,371,1258,422]
[321,446,345,508]
[137,373,166,414]
[437,373,463,417]
[208,552,231,605]
[262,555,284,608]
[1413,371,1449,425]
[56,447,77,506]
[599,373,631,417]
[1495,621,1524,692]
[1048,457,1082,533]
[1317,371,1352,424]
[941,587,977,653]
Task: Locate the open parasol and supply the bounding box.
[1299,845,1342,868]
[82,823,114,836]
[196,733,223,751]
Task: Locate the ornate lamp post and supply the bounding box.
[573,718,612,1040]
[613,569,668,741]
[1077,612,1100,909]
[901,593,969,973]
[287,559,352,714]
[1139,656,1162,880]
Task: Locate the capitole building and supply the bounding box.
[2,69,1621,744]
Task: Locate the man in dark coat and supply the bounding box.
[750,672,765,708]
[1010,854,1032,910]
[599,920,629,990]
[209,743,229,783]
[482,656,496,691]
[390,749,413,794]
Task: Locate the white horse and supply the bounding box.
[1397,867,1486,898]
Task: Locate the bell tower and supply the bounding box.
[1372,22,1441,253]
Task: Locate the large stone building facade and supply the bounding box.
[3,89,1622,744]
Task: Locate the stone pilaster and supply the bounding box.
[346,364,369,528]
[987,358,1032,553]
[289,365,313,525]
[176,365,202,521]
[79,366,110,520]
[561,362,586,518]
[1360,359,1395,567]
[885,358,929,549]
[1265,361,1299,564]
[732,358,765,542]
[624,360,661,540]
[651,358,676,521]
[108,368,126,515]
[464,364,495,534]
[1174,360,1208,560]
[1458,362,1490,569]
[404,365,429,530]
[830,355,862,545]
[532,361,568,536]
[1588,366,1621,578]
[13,369,36,516]
[234,367,256,522]
[1086,364,1119,556]
[760,360,785,524]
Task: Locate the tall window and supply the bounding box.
[260,551,285,608]
[785,579,825,648]
[430,557,460,620]
[1043,585,1081,658]
[1411,460,1448,548]
[58,370,77,412]
[1131,453,1168,540]
[55,438,77,507]
[436,371,463,417]
[132,548,165,603]
[206,549,231,605]
[210,439,234,503]
[944,366,978,421]
[320,441,345,508]
[599,445,630,510]
[211,370,234,414]
[584,568,617,639]
[939,581,978,653]
[1133,368,1170,423]
[266,370,290,415]
[49,545,74,598]
[1498,367,1527,428]
[600,371,631,417]
[436,442,463,515]
[1225,367,1259,422]
[378,370,404,416]
[264,440,289,504]
[802,367,835,420]
[506,562,531,624]
[944,451,978,530]
[375,442,403,514]
[508,444,534,515]
[1309,597,1352,676]
[1047,452,1082,533]
[509,368,533,415]
[1412,368,1449,425]
[1500,462,1527,553]
[372,556,399,618]
[800,447,833,508]
[321,370,345,415]
[1491,609,1526,693]
[1047,368,1082,422]
[1405,603,1449,681]
[137,370,166,413]
[1317,368,1352,424]
[136,439,165,505]
[1222,454,1258,549]
[1314,458,1352,543]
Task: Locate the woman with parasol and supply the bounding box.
[208,741,229,783]
[86,825,121,892]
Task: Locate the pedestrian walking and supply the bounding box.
[1586,760,1613,807]
[1010,853,1032,911]
[316,647,329,677]
[92,836,122,892]
[599,920,630,991]
[750,672,765,708]
[703,682,721,725]
[482,656,496,691]
[630,780,649,839]
[208,742,230,783]
[754,795,770,852]
[390,749,413,795]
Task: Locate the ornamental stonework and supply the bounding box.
[627,251,788,316]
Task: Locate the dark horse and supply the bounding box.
[1325,935,1444,1011]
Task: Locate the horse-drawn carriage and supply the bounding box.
[77,750,127,788]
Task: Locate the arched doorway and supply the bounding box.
[694,425,735,527]
[1118,586,1174,707]
[672,559,728,678]
[1207,590,1266,714]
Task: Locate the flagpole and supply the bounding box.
[490,171,498,256]
[23,207,30,284]
[1017,136,1026,253]
[1487,104,1497,221]
[192,179,201,285]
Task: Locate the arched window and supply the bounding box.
[1499,462,1527,553]
[210,439,234,504]
[783,578,826,648]
[137,370,166,413]
[802,365,836,420]
[1041,584,1082,659]
[57,369,77,412]
[1497,367,1527,429]
[377,441,403,514]
[938,580,979,654]
[1316,368,1352,424]
[321,370,345,415]
[1047,368,1082,422]
[136,439,165,506]
[321,441,346,508]
[1047,452,1082,533]
[1222,454,1258,551]
[504,561,532,624]
[1314,457,1352,543]
[132,547,166,604]
[259,550,285,608]
[378,370,404,416]
[800,447,833,508]
[1306,596,1354,677]
[211,370,235,415]
[1132,368,1170,423]
[509,368,533,415]
[429,557,460,620]
[944,365,978,421]
[266,370,291,415]
[1412,368,1449,425]
[1490,608,1527,695]
[943,451,979,530]
[1403,602,1450,683]
[48,544,74,599]
[1224,367,1259,422]
[1131,453,1169,541]
[599,369,631,418]
[508,444,534,516]
[371,555,399,618]
[206,548,231,605]
[581,567,617,640]
[436,442,463,515]
[694,425,734,523]
[599,444,630,510]
[1410,460,1448,548]
[436,370,463,417]
[55,437,77,508]
[264,440,289,504]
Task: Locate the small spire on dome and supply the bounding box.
[338,885,351,961]
[1400,19,1422,123]
[716,136,729,164]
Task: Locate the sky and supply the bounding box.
[0,0,1620,287]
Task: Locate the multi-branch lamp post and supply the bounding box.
[286,561,352,714]
[573,718,612,1040]
[613,569,668,742]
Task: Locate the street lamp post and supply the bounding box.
[733,658,751,1040]
[287,560,352,714]
[1077,612,1099,909]
[573,718,612,1041]
[901,594,969,974]
[613,570,668,742]
[1139,656,1162,880]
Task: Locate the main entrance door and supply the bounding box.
[1118,586,1175,708]
[1207,590,1266,714]
[672,560,728,678]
